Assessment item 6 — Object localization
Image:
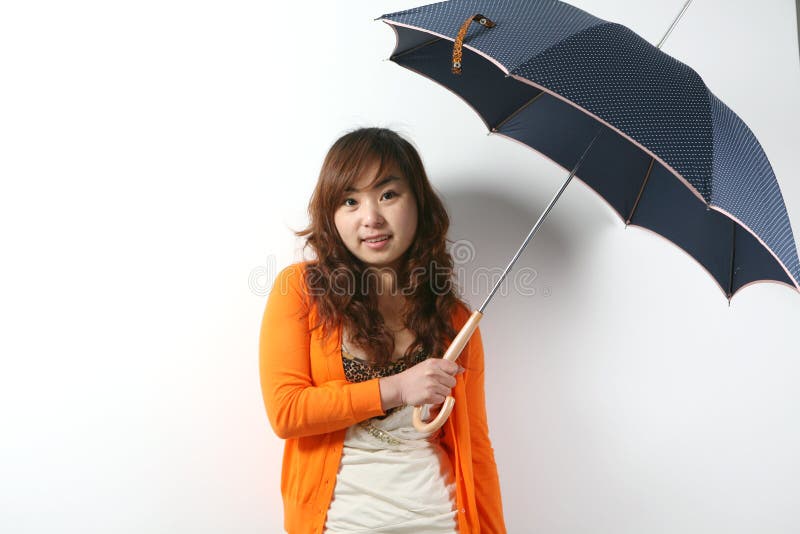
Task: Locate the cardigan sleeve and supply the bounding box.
[465,324,507,533]
[259,264,385,439]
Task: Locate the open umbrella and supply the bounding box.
[376,0,800,432]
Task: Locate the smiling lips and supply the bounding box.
[363,235,391,243]
[363,235,391,248]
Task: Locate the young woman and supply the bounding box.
[259,128,506,533]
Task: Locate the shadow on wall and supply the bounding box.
[436,172,618,400]
[438,176,631,532]
[438,171,617,312]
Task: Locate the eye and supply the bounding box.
[382,190,398,200]
[343,198,357,207]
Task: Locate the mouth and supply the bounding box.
[362,235,392,249]
[362,235,391,243]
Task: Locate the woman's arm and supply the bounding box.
[259,265,385,439]
[465,325,507,533]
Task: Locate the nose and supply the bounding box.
[361,199,385,226]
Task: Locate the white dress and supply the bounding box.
[323,347,458,533]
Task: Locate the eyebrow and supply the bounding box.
[344,176,400,193]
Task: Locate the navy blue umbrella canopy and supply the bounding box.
[379,0,800,300]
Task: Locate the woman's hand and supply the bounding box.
[379,358,464,411]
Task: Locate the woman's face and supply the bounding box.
[334,158,418,271]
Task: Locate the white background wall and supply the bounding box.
[2,1,799,532]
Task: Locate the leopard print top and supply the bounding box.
[342,344,429,419]
[341,344,429,383]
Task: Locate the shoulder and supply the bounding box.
[274,260,311,285]
[443,301,484,380]
[268,261,316,308]
[449,299,473,329]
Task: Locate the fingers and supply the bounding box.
[432,382,452,398]
[423,358,463,375]
[435,359,460,375]
[402,358,464,407]
[430,394,447,405]
[427,371,455,402]
[430,384,452,404]
[431,359,463,383]
[425,359,464,389]
[440,373,457,389]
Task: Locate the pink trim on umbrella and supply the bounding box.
[494,131,800,301]
[384,20,511,75]
[708,204,800,292]
[382,19,800,296]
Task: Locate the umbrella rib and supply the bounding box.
[625,157,655,227]
[390,36,443,60]
[728,221,736,302]
[491,90,546,132]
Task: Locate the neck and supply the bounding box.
[364,261,403,295]
[377,269,397,294]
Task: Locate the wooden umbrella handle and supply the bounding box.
[412,309,484,433]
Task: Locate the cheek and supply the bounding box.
[405,201,419,231]
[333,211,349,240]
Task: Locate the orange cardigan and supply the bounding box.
[259,262,506,533]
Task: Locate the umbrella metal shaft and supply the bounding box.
[657,0,694,49]
[476,0,696,314]
[478,127,604,313]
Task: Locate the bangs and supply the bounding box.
[335,144,407,199]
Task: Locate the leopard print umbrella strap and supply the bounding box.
[451,13,495,75]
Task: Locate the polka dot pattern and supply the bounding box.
[511,22,714,201]
[379,0,800,290]
[709,93,800,285]
[382,0,602,69]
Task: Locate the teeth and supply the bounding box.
[366,236,389,243]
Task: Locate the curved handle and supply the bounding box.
[452,13,496,75]
[413,395,455,434]
[412,309,484,432]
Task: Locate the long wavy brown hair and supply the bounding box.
[294,127,466,367]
